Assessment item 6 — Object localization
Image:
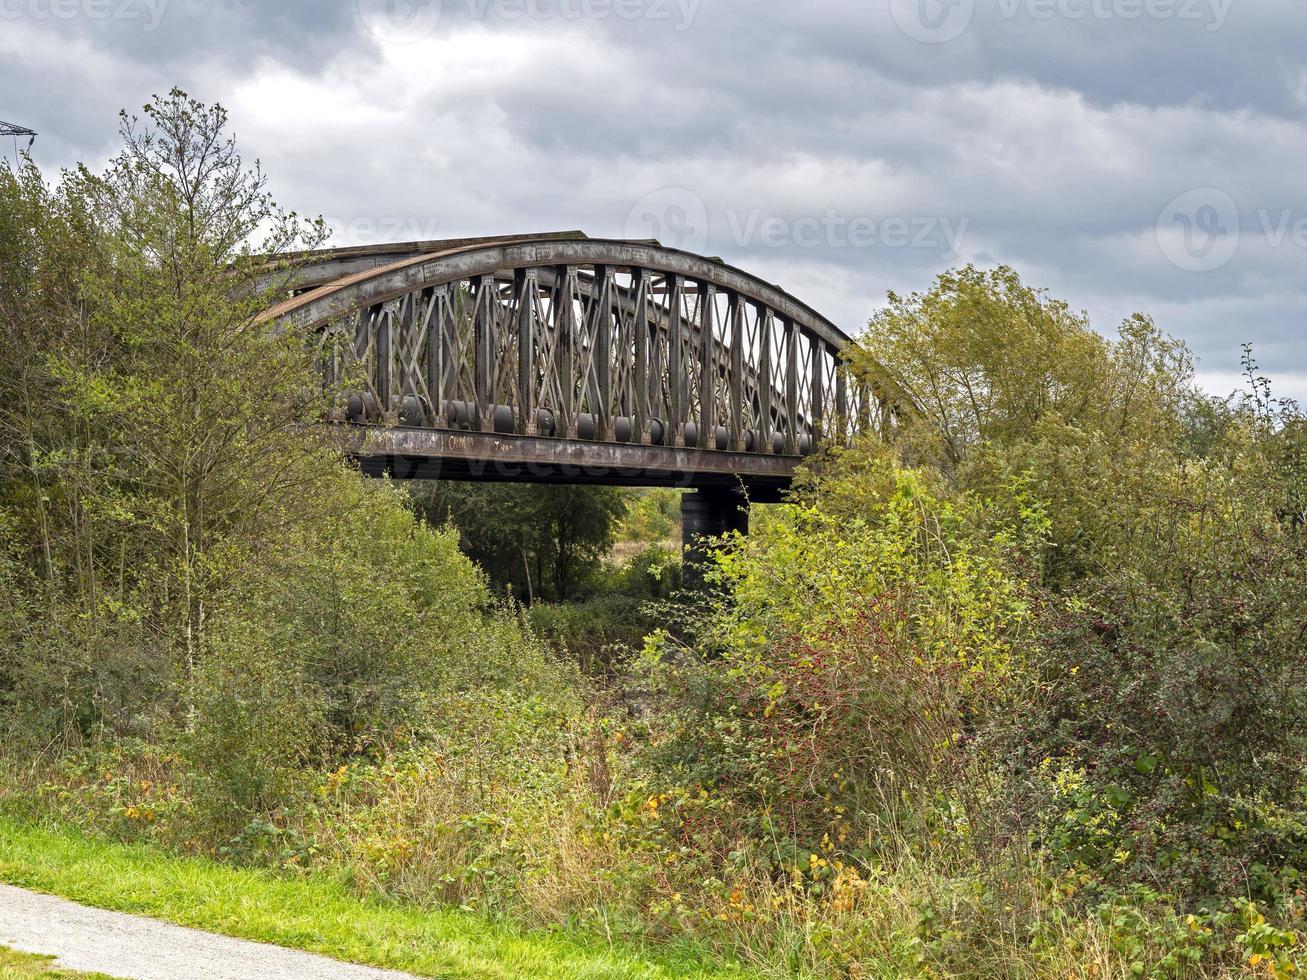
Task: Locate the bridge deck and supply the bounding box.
[334,426,797,502]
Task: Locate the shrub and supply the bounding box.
[1006,465,1307,905]
[637,467,1042,876]
[618,489,683,546]
[183,477,563,835]
[410,483,629,602]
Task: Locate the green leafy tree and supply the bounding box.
[840,266,1200,583]
[72,89,330,662]
[0,154,105,588]
[411,483,628,602]
[0,89,333,739]
[852,265,1193,475]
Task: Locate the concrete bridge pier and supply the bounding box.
[681,488,750,590]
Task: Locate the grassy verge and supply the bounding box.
[0,947,120,980]
[0,819,744,980]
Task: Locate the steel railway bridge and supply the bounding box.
[258,232,880,578]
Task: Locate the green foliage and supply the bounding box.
[6,88,1307,977]
[1004,434,1307,905]
[618,489,683,545]
[0,90,333,747]
[185,477,574,833]
[530,597,645,676]
[854,264,1192,475]
[637,467,1043,876]
[410,483,628,602]
[528,544,682,675]
[614,544,683,598]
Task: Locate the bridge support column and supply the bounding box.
[681,488,749,591]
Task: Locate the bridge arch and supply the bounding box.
[259,233,881,505]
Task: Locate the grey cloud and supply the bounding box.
[4,0,1307,398]
[3,0,356,71]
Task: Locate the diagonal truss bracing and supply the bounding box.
[268,238,885,458]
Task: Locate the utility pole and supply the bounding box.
[1,120,38,164]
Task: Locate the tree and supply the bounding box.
[838,265,1199,583]
[411,483,628,602]
[0,89,333,737]
[851,265,1193,475]
[0,155,104,589]
[73,90,331,659]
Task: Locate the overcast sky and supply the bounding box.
[4,0,1305,399]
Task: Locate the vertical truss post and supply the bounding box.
[556,266,577,438]
[758,307,774,454]
[425,286,447,423]
[473,274,495,432]
[632,268,650,444]
[647,281,662,432]
[516,269,538,435]
[784,318,799,455]
[354,303,379,420]
[593,265,613,440]
[446,286,465,410]
[377,306,393,415]
[667,274,685,446]
[728,292,744,452]
[857,381,874,436]
[354,305,373,362]
[398,291,417,394]
[811,339,825,446]
[699,282,717,449]
[411,287,435,422]
[836,357,849,446]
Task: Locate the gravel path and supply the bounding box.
[0,884,421,980]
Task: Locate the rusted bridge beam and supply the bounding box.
[263,235,883,587]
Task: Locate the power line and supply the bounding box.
[1,119,38,163]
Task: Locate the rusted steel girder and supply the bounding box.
[258,234,885,583]
[337,426,797,503]
[259,238,849,351]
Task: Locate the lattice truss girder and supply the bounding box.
[313,262,879,455]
